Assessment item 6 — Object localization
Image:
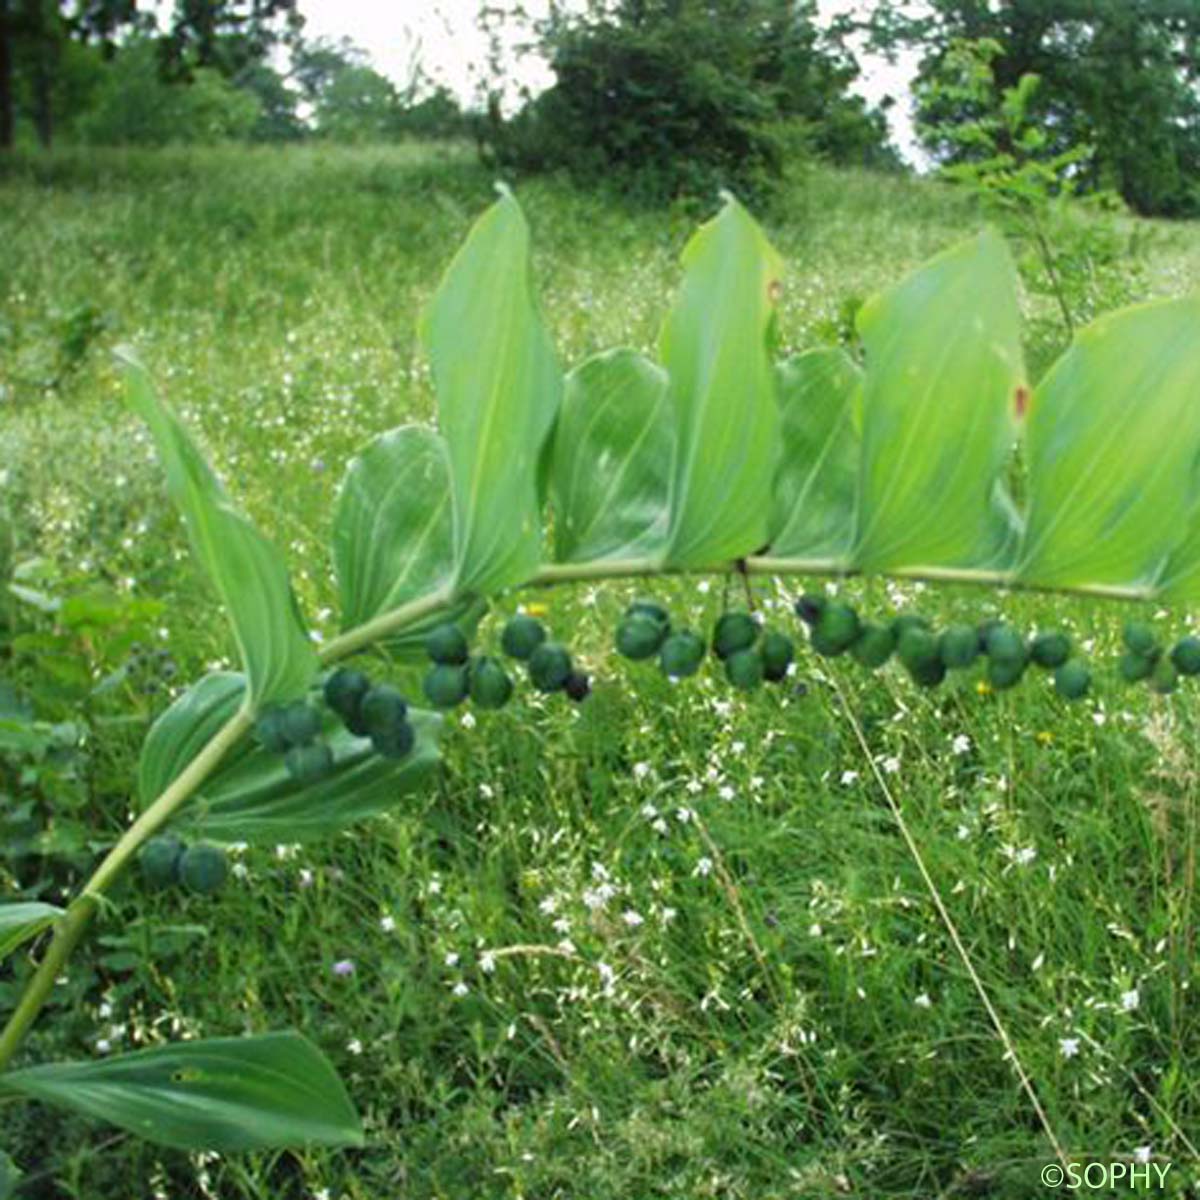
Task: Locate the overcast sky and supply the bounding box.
[295,0,923,161]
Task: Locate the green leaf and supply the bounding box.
[420,185,562,594]
[333,426,454,626]
[1016,296,1200,593]
[551,348,672,563]
[0,1032,363,1152]
[117,350,317,707]
[0,1151,19,1200]
[850,228,1025,571]
[769,348,862,560]
[138,673,441,842]
[660,194,783,566]
[0,901,63,961]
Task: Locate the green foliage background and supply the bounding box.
[3,145,1200,1196]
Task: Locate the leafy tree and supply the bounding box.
[872,0,1200,216]
[1,0,299,149]
[482,0,898,206]
[233,59,302,141]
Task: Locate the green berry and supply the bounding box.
[425,622,469,665]
[564,670,592,702]
[660,630,706,678]
[1151,657,1179,695]
[284,741,334,783]
[178,843,229,895]
[725,648,763,691]
[616,614,668,660]
[1123,621,1157,657]
[987,654,1026,690]
[760,631,794,682]
[372,719,415,760]
[626,600,670,629]
[1171,636,1200,676]
[281,701,322,747]
[360,685,408,738]
[811,602,860,657]
[891,613,930,640]
[424,664,470,709]
[1119,652,1154,683]
[529,642,573,692]
[794,594,826,625]
[851,622,895,669]
[712,612,758,660]
[984,624,1025,666]
[139,836,184,890]
[1054,659,1091,700]
[470,656,514,709]
[909,656,947,689]
[501,614,546,660]
[1030,631,1071,669]
[939,624,980,670]
[323,668,370,723]
[898,626,939,673]
[254,707,289,753]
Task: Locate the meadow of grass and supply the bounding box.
[2,143,1200,1199]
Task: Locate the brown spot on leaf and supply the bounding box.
[767,279,783,304]
[1014,385,1030,420]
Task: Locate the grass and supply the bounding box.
[2,142,1200,1199]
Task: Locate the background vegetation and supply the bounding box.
[3,141,1200,1197]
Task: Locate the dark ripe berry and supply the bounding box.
[139,836,184,890]
[939,625,980,670]
[281,701,322,748]
[284,741,334,783]
[424,664,470,709]
[1151,658,1179,695]
[372,719,416,760]
[852,622,895,669]
[425,622,469,665]
[254,707,290,753]
[1119,652,1154,683]
[361,685,408,738]
[987,655,1026,690]
[794,593,826,625]
[898,626,939,673]
[1171,636,1200,676]
[1054,659,1091,700]
[501,614,546,660]
[1030,632,1071,670]
[470,656,514,709]
[529,642,573,692]
[892,613,931,640]
[811,602,860,657]
[712,611,758,659]
[564,670,592,702]
[760,631,794,682]
[626,600,670,629]
[323,668,370,720]
[660,630,706,678]
[178,843,229,895]
[984,624,1025,666]
[725,648,764,691]
[616,614,667,660]
[1123,620,1157,657]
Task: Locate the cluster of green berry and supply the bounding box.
[417,615,591,707]
[1117,622,1200,694]
[255,698,335,781]
[324,668,415,758]
[795,594,1092,698]
[615,600,795,691]
[138,837,229,895]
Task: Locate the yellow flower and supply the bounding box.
[975,679,993,696]
[1036,730,1053,745]
[525,602,550,619]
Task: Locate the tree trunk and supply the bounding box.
[0,0,13,150]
